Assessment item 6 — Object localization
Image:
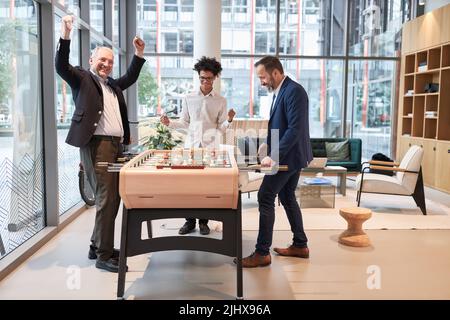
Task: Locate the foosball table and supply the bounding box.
[115,147,243,299]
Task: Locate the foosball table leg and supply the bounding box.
[117,206,129,299]
[236,194,243,300]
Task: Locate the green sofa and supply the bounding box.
[236,137,362,172]
[310,138,362,172]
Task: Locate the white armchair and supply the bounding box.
[355,145,426,215]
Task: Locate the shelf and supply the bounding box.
[403,96,413,116]
[404,75,414,95]
[437,69,450,140]
[442,44,450,68]
[412,95,425,137]
[415,68,440,75]
[405,54,415,74]
[414,93,439,96]
[416,50,428,72]
[425,94,438,112]
[428,47,441,70]
[414,72,440,94]
[402,117,412,136]
[424,118,437,139]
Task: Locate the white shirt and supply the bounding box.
[271,76,286,109]
[169,90,230,148]
[92,71,124,139]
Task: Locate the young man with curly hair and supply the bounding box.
[161,56,236,236]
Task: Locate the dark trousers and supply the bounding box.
[185,218,208,225]
[80,136,122,261]
[256,170,307,256]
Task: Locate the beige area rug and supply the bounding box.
[131,181,450,234]
[240,186,450,231]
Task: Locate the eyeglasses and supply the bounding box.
[199,76,215,82]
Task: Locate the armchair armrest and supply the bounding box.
[368,160,400,166]
[369,165,419,174]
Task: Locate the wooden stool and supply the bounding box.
[339,207,372,247]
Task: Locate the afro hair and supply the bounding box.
[193,56,223,76]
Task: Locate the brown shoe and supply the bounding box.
[236,252,271,268]
[273,245,309,258]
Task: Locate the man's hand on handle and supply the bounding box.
[61,15,74,40]
[261,156,276,167]
[160,114,170,126]
[227,108,236,122]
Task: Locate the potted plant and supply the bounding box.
[144,122,182,150]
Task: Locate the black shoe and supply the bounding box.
[95,258,128,273]
[88,245,119,260]
[95,258,119,273]
[178,222,196,235]
[199,223,210,235]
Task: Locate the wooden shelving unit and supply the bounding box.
[438,69,450,140]
[398,4,450,193]
[401,44,449,141]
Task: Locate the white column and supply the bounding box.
[193,0,222,91]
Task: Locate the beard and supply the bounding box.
[264,76,276,92]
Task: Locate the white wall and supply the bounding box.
[424,0,450,13]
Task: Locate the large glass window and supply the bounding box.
[221,58,253,117]
[283,58,344,138]
[220,57,344,128]
[57,0,79,16]
[347,60,396,160]
[222,0,277,54]
[90,0,104,35]
[90,33,103,51]
[348,0,403,57]
[163,32,178,52]
[279,0,346,56]
[113,0,120,46]
[135,0,402,158]
[0,0,45,258]
[138,57,194,118]
[54,15,82,215]
[137,1,157,53]
[180,0,194,21]
[113,50,120,78]
[137,0,194,55]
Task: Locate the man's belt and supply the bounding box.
[92,135,121,142]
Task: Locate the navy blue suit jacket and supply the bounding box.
[267,76,313,171]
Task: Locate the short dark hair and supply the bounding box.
[254,56,284,74]
[193,56,223,76]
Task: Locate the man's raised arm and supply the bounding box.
[61,15,73,40]
[114,36,146,90]
[55,15,82,88]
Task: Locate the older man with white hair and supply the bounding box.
[55,15,146,273]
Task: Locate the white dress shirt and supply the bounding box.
[169,90,230,148]
[271,75,286,110]
[91,72,124,139]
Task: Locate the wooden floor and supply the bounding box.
[0,185,449,300]
[1,224,450,299]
